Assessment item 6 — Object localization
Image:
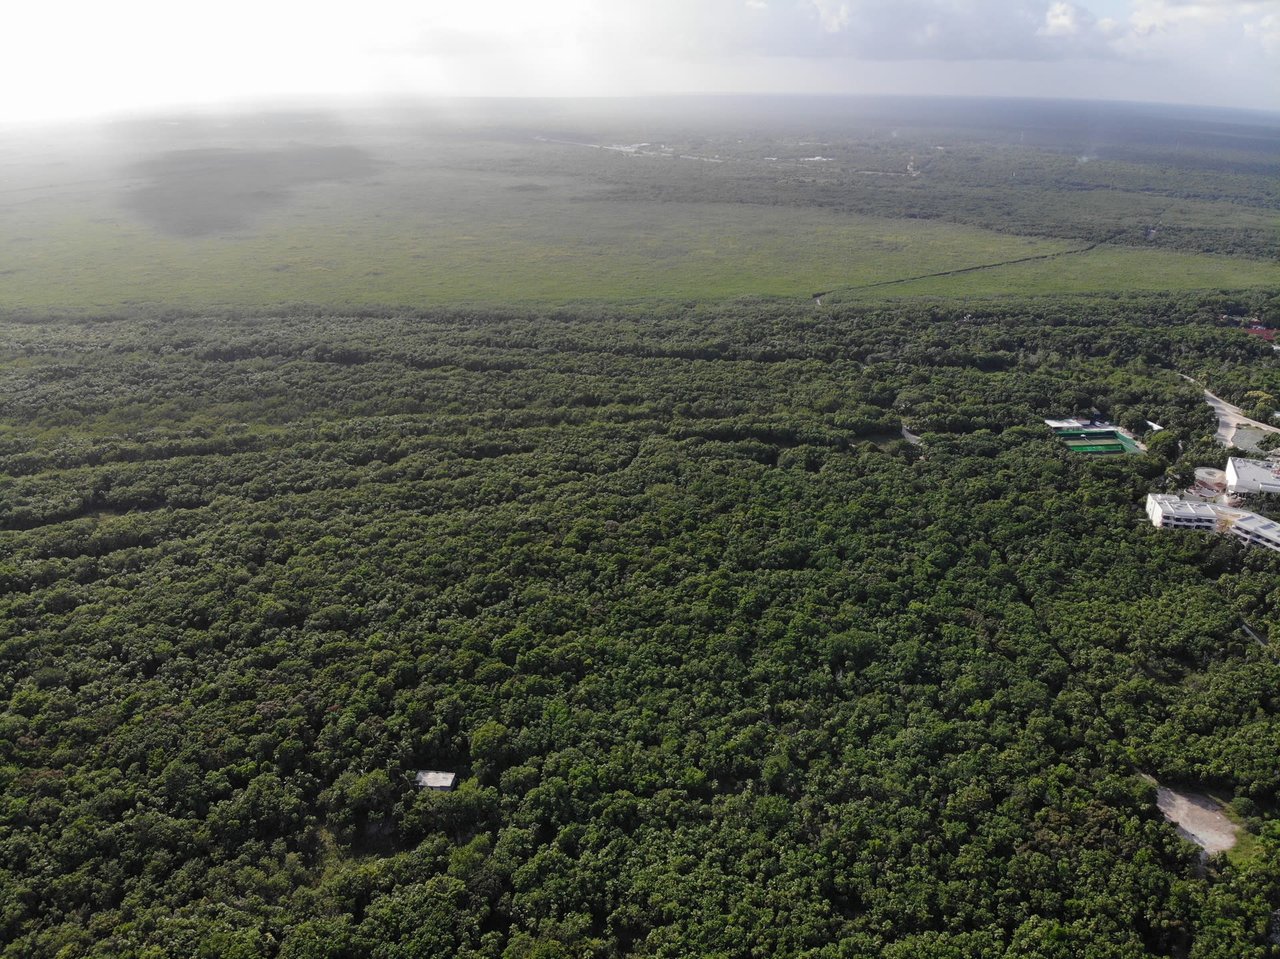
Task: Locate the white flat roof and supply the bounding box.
[1148,494,1280,547]
[1234,514,1280,537]
[1229,457,1280,485]
[415,770,457,788]
[1149,494,1218,519]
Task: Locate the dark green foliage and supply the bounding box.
[2,295,1279,957]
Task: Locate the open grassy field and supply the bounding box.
[3,167,1274,312]
[0,164,1073,310]
[1,100,1275,312]
[837,246,1279,301]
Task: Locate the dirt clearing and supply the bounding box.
[1155,785,1239,855]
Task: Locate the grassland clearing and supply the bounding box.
[0,162,1082,310]
[2,101,1275,312]
[837,245,1277,301]
[3,156,1274,312]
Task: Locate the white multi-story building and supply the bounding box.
[1145,494,1219,530]
[1145,493,1280,553]
[1229,514,1280,552]
[1226,457,1280,495]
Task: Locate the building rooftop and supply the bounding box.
[1234,514,1280,536]
[415,770,457,790]
[1228,457,1280,488]
[1148,493,1218,519]
[1045,417,1089,430]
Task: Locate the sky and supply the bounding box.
[2,0,1277,123]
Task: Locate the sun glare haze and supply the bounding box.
[3,0,1278,123]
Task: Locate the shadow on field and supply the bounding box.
[123,145,375,236]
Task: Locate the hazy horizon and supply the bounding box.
[5,92,1277,146]
[5,1,1278,125]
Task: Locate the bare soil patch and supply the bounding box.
[1155,785,1239,855]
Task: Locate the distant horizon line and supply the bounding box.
[7,90,1278,131]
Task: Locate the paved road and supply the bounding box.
[1179,373,1280,447]
[1203,388,1280,447]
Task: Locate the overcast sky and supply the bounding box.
[3,0,1277,123]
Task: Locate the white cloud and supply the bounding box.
[810,0,853,32]
[1244,11,1280,53]
[777,1,1117,60]
[0,0,1275,123]
[1116,0,1280,67]
[1128,0,1276,33]
[1041,2,1088,35]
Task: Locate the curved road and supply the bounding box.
[1179,374,1280,447]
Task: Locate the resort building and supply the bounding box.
[1226,457,1280,495]
[1146,494,1218,529]
[1193,467,1227,495]
[1229,514,1280,552]
[1145,493,1280,552]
